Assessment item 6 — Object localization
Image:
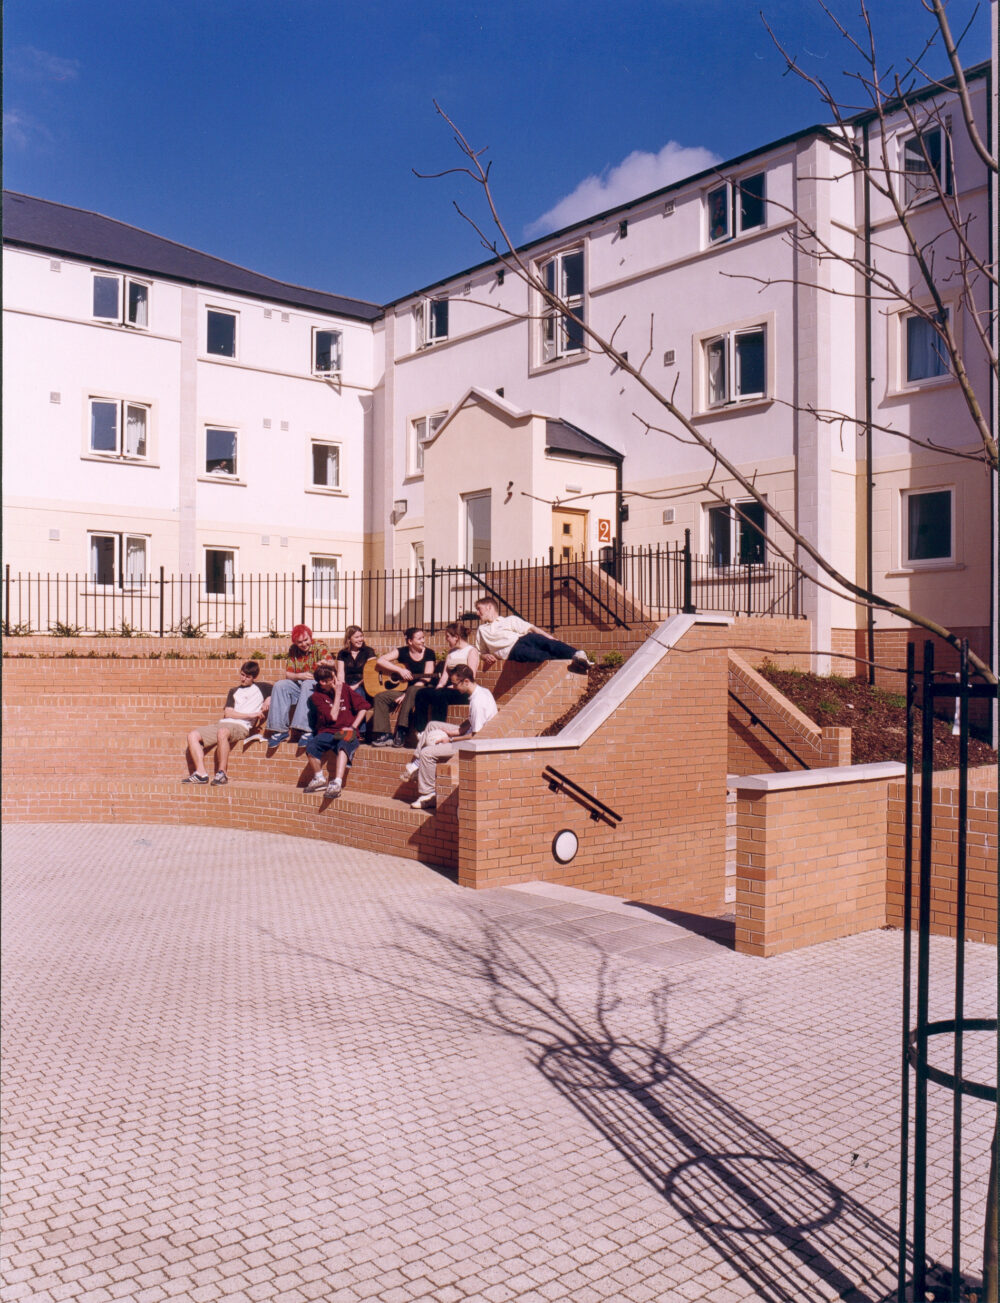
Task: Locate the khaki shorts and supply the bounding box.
[193,720,250,748]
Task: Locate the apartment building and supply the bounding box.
[3,63,993,666]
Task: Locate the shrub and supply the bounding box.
[267,625,284,639]
[2,620,32,637]
[225,622,246,639]
[172,617,207,639]
[873,687,907,710]
[602,651,624,667]
[250,649,267,660]
[817,699,838,715]
[49,621,83,637]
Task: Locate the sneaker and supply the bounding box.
[569,651,593,674]
[371,733,394,748]
[243,732,263,748]
[304,775,327,793]
[411,793,436,810]
[402,761,419,779]
[211,772,228,785]
[181,772,209,785]
[296,732,313,746]
[324,778,343,798]
[392,730,407,748]
[267,731,289,746]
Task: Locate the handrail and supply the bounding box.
[541,765,623,827]
[727,689,811,770]
[431,563,528,626]
[554,571,629,629]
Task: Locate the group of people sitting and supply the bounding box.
[181,599,592,808]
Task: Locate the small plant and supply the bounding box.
[872,687,907,710]
[225,622,246,639]
[60,650,80,658]
[817,699,838,715]
[267,625,284,639]
[223,650,238,660]
[117,621,137,638]
[49,621,83,637]
[164,650,183,659]
[250,648,267,660]
[148,651,162,659]
[172,617,207,639]
[2,619,32,637]
[602,651,624,667]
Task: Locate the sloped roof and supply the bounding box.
[545,419,622,463]
[2,191,383,322]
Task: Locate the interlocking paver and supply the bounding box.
[3,823,996,1303]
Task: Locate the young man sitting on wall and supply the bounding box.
[404,664,498,811]
[181,661,271,786]
[266,625,336,746]
[302,665,369,799]
[473,599,592,673]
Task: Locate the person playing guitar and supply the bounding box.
[367,627,437,748]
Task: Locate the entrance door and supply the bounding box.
[552,508,588,562]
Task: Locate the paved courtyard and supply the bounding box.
[2,824,996,1303]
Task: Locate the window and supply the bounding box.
[311,441,341,489]
[904,488,953,564]
[905,309,950,383]
[92,273,149,328]
[89,532,148,588]
[204,548,236,595]
[539,248,585,363]
[206,309,237,358]
[412,542,425,596]
[707,500,767,568]
[902,125,951,206]
[89,398,149,459]
[704,325,767,406]
[313,328,343,375]
[415,298,449,348]
[409,411,446,476]
[465,492,491,569]
[311,556,339,603]
[205,428,238,477]
[707,172,766,243]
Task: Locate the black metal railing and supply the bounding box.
[2,541,802,638]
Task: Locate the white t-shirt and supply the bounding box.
[474,616,532,660]
[466,686,498,735]
[218,682,264,726]
[443,644,475,672]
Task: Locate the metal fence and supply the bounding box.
[2,538,802,638]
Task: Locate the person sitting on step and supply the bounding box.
[369,626,437,748]
[266,624,336,746]
[473,599,593,674]
[405,665,497,811]
[181,661,272,786]
[302,665,368,799]
[410,621,480,735]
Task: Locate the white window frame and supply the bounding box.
[901,486,955,567]
[88,531,149,589]
[203,426,240,481]
[310,555,340,604]
[901,122,952,207]
[892,303,955,393]
[415,298,449,348]
[312,327,343,376]
[86,396,152,461]
[408,411,447,478]
[706,171,767,245]
[205,307,239,359]
[91,271,151,329]
[464,490,492,570]
[705,498,768,570]
[696,318,771,411]
[537,246,586,365]
[411,542,425,596]
[308,439,342,492]
[203,547,237,596]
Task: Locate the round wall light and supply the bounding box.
[552,829,579,864]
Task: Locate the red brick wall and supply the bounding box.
[726,653,851,775]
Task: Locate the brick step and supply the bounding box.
[1,775,458,870]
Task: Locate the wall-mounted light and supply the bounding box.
[496,268,505,285]
[552,829,579,864]
[392,499,408,524]
[618,219,628,238]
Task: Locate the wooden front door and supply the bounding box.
[552,508,588,562]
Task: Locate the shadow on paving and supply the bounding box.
[624,902,736,947]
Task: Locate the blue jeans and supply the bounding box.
[269,678,316,733]
[509,632,577,662]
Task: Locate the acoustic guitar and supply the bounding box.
[363,658,435,697]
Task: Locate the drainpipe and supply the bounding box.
[615,457,624,581]
[863,120,875,686]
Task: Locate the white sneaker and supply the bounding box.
[304,775,327,793]
[411,793,436,810]
[402,761,419,778]
[324,778,343,798]
[243,732,263,748]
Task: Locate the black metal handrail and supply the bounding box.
[727,689,811,770]
[541,765,623,827]
[553,571,629,629]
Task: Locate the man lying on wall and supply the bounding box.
[473,599,592,674]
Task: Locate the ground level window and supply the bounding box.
[311,556,339,602]
[204,549,236,595]
[89,533,148,587]
[708,500,766,567]
[205,428,238,477]
[904,488,952,563]
[465,492,491,569]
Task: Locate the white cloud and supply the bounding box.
[3,109,52,149]
[10,45,81,83]
[525,141,722,238]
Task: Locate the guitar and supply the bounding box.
[363,658,435,697]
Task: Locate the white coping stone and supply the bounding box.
[735,761,906,792]
[459,612,733,757]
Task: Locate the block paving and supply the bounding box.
[2,823,996,1302]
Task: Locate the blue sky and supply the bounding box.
[3,0,990,304]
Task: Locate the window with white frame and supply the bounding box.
[707,172,766,244]
[465,491,491,569]
[703,324,767,407]
[92,272,150,328]
[311,555,340,603]
[415,298,449,348]
[904,308,950,383]
[205,427,238,477]
[411,542,425,596]
[311,441,341,490]
[89,397,149,459]
[903,488,953,564]
[89,532,148,588]
[707,499,767,568]
[204,548,236,595]
[409,411,446,476]
[902,124,952,206]
[539,247,585,363]
[312,328,342,375]
[206,309,237,358]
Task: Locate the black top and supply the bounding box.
[396,645,437,679]
[337,645,376,685]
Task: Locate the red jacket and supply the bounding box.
[310,683,367,733]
